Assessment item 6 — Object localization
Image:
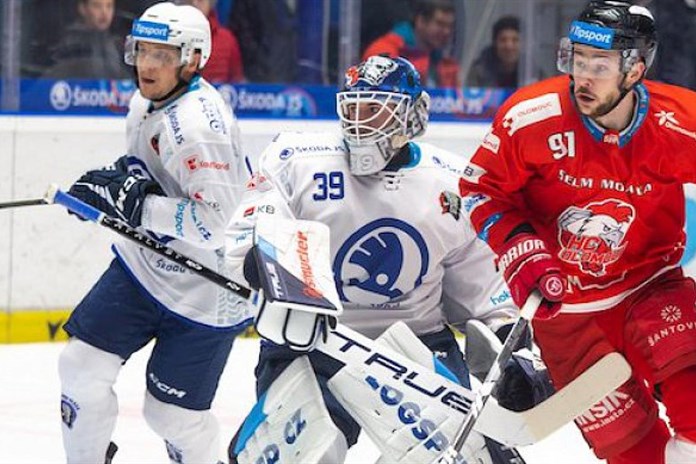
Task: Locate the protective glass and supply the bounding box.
[336,91,411,146]
[124,36,182,68]
[557,37,640,80]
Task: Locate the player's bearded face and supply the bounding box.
[571,46,624,118]
[135,42,183,101]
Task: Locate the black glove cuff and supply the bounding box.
[243,247,262,290]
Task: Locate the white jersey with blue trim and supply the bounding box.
[114,76,253,329]
[226,131,517,339]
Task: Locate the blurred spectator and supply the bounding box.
[466,16,543,88]
[21,0,76,77]
[43,0,130,79]
[651,0,696,90]
[360,0,413,53]
[181,0,244,83]
[215,0,234,27]
[117,0,159,14]
[112,0,160,38]
[362,0,459,88]
[467,16,520,88]
[229,0,298,83]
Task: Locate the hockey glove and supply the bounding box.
[497,233,565,319]
[67,168,163,228]
[243,248,334,352]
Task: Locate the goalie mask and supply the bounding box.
[557,1,657,80]
[337,56,430,176]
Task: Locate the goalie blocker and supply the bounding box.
[247,216,343,351]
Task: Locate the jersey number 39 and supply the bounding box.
[313,171,345,201]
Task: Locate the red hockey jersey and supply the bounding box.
[460,75,696,312]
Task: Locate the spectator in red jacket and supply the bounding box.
[184,0,244,83]
[362,0,459,88]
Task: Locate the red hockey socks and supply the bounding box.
[661,366,696,443]
[606,419,670,464]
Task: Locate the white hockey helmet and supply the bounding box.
[124,2,211,69]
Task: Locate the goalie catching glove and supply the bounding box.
[67,158,163,227]
[246,217,343,352]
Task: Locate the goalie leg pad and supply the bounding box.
[59,338,123,463]
[143,391,221,464]
[330,322,523,464]
[255,343,361,446]
[376,321,469,387]
[232,356,348,464]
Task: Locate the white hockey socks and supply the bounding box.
[143,392,222,464]
[665,436,696,463]
[59,338,123,463]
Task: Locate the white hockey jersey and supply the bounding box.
[114,76,253,328]
[226,131,517,339]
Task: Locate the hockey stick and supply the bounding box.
[0,198,47,210]
[47,184,630,448]
[434,291,542,464]
[44,185,255,300]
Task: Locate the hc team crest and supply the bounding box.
[345,56,399,87]
[557,199,635,277]
[333,218,429,304]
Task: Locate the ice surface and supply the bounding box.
[0,340,602,463]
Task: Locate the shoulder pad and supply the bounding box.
[500,92,562,136]
[647,80,696,138]
[128,91,149,115]
[418,142,468,177]
[261,131,347,166]
[163,91,232,146]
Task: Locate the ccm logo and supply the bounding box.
[148,373,187,398]
[184,155,230,172]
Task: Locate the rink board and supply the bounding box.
[3,115,696,342]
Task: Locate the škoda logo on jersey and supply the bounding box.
[556,199,635,277]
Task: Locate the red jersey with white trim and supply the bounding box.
[460,75,696,312]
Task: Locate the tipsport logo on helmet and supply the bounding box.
[569,21,615,50]
[131,20,170,40]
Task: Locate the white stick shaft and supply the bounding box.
[435,291,542,464]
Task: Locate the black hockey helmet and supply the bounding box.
[558,1,657,74]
